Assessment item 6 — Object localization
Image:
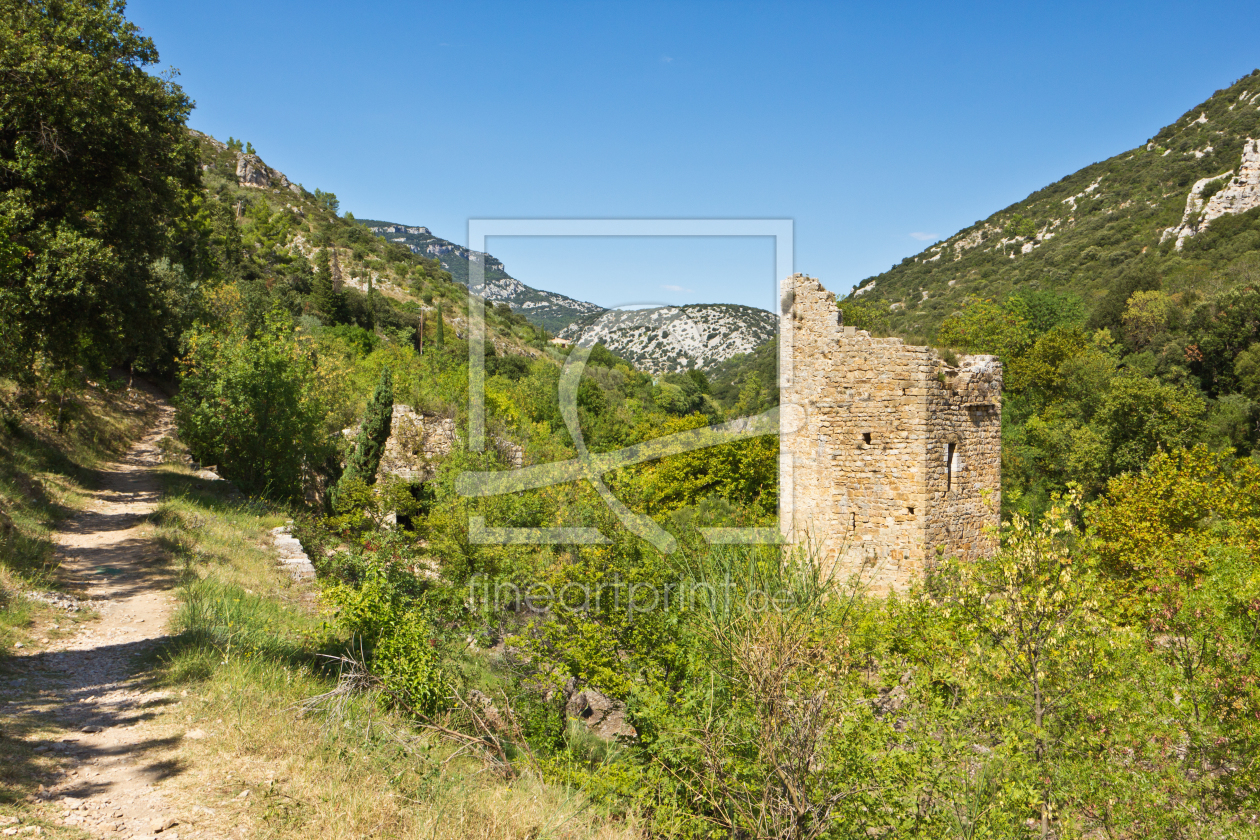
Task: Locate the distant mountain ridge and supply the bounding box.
[558,304,777,374]
[849,70,1260,338]
[358,219,604,333]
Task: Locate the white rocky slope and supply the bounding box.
[1162,137,1260,248]
[558,304,776,374]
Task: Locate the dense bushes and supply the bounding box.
[0,0,200,379]
[937,276,1259,518]
[176,305,332,501]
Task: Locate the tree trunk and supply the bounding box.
[1036,681,1048,840]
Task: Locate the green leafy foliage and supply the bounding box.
[175,305,331,501]
[0,0,200,377]
[373,608,451,716]
[936,297,1032,365]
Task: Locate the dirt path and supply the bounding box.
[1,396,192,838]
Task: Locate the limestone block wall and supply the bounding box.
[924,357,1002,563]
[343,405,523,484]
[780,274,1001,593]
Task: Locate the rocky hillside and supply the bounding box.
[849,69,1260,338]
[189,133,546,360]
[358,220,604,333]
[188,141,778,376]
[558,304,776,374]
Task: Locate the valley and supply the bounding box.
[3,3,1260,836]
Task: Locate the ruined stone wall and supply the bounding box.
[780,274,1000,593]
[923,357,1002,564]
[344,404,523,484]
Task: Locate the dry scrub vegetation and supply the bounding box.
[148,455,639,840]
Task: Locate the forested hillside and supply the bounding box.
[852,70,1260,339]
[5,3,1260,838]
[360,219,605,333]
[834,72,1260,520]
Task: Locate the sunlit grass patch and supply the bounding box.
[0,591,33,652]
[149,458,640,839]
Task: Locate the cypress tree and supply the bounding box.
[332,367,394,507]
[311,248,344,323]
[435,304,445,348]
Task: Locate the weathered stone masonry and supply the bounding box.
[779,274,1002,593]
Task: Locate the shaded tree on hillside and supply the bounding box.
[0,0,199,377]
[310,248,345,324]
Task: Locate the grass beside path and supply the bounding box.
[148,454,640,840]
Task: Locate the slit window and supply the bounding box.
[850,513,856,530]
[908,506,915,515]
[862,432,871,445]
[946,442,956,492]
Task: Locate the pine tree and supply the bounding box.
[332,366,394,508]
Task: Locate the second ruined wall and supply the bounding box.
[924,357,1003,563]
[779,274,1001,593]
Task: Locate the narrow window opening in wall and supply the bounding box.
[850,513,856,530]
[946,442,956,492]
[862,432,871,445]
[908,506,915,515]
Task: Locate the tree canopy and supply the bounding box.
[0,0,199,377]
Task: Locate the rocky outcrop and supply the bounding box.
[565,683,637,741]
[1162,138,1260,248]
[234,152,301,195]
[558,303,777,374]
[370,224,431,236]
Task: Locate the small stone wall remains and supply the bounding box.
[343,404,523,483]
[779,274,1001,593]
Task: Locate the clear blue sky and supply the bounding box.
[129,0,1260,312]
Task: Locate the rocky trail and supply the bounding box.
[1,396,197,839]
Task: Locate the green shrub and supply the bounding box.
[176,307,332,501]
[1201,176,1229,201]
[374,608,451,716]
[322,559,409,649]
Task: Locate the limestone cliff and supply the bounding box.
[1162,137,1260,248]
[558,303,777,374]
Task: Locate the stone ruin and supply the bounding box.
[343,404,523,485]
[779,274,1002,593]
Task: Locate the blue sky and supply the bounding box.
[129,0,1260,312]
